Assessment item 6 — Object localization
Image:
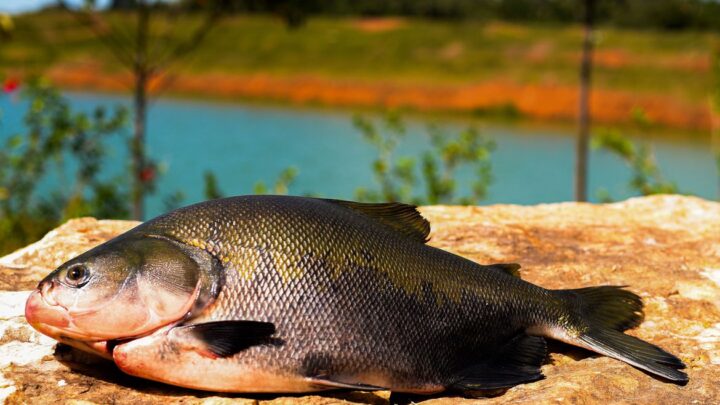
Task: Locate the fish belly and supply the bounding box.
[112,325,445,393]
[113,328,323,393]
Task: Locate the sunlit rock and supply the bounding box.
[1,195,718,404]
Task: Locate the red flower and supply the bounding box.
[139,167,155,183]
[3,78,19,93]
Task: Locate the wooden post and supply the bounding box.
[575,0,595,202]
[131,2,149,221]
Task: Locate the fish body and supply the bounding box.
[25,196,687,393]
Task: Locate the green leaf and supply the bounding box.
[6,135,22,149]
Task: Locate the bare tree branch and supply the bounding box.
[56,1,136,71]
[92,8,138,59]
[150,5,222,74]
[55,0,224,220]
[146,3,180,70]
[148,71,179,102]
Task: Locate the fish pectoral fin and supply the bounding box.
[451,334,547,391]
[307,376,386,391]
[175,320,278,358]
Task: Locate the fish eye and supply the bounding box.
[63,265,90,287]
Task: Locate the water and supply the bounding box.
[0,91,715,218]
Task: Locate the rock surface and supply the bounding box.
[1,195,718,404]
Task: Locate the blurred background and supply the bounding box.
[0,0,718,254]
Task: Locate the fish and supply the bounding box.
[25,195,687,394]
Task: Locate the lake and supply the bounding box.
[0,91,715,218]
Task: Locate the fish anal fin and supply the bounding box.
[175,320,278,358]
[322,199,430,243]
[452,334,547,391]
[307,376,385,391]
[488,263,522,278]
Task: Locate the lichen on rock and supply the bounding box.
[1,196,718,404]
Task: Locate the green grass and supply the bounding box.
[2,11,718,104]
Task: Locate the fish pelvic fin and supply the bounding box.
[537,286,688,384]
[306,376,386,392]
[450,334,547,391]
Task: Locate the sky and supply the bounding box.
[0,0,110,14]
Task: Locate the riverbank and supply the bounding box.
[2,12,718,131]
[45,64,711,131]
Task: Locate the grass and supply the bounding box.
[1,11,718,123]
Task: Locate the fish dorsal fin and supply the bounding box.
[490,263,522,278]
[323,199,431,243]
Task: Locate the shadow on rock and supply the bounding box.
[546,340,595,362]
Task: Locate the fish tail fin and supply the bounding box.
[541,286,688,383]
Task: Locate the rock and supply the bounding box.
[1,195,718,404]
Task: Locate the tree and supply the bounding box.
[592,128,677,200]
[353,113,495,205]
[711,48,720,199]
[575,0,595,201]
[0,78,129,254]
[58,0,221,220]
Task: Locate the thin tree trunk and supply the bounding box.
[713,117,720,200]
[132,3,150,221]
[575,0,595,202]
[63,1,219,220]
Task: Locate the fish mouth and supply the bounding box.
[25,289,101,342]
[25,290,119,359]
[25,289,71,330]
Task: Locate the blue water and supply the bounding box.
[0,91,715,218]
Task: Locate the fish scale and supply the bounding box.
[26,195,688,394]
[134,196,551,390]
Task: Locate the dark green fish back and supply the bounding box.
[136,196,565,389]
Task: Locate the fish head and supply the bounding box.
[25,235,210,347]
